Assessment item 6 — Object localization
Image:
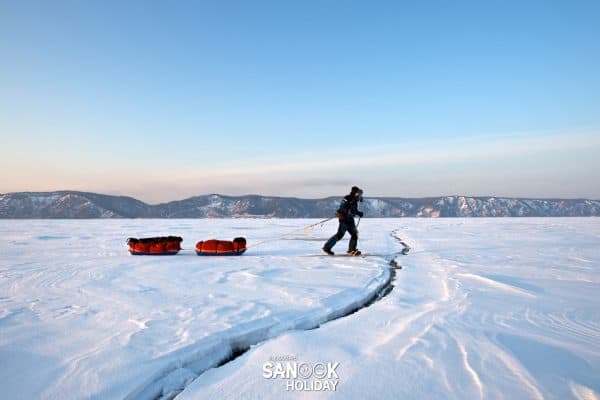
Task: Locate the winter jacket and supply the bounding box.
[336,194,363,222]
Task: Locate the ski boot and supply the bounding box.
[322,247,335,256]
[347,249,362,256]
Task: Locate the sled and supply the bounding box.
[127,236,183,255]
[196,237,247,256]
[129,250,180,256]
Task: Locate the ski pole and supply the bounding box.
[355,216,361,252]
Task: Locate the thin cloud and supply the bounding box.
[170,131,600,179]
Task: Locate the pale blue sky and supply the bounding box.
[1,1,599,202]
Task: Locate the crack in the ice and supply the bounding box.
[126,231,410,400]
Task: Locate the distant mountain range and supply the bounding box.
[0,191,599,218]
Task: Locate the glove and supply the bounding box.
[357,211,364,218]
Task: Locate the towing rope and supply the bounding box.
[245,216,336,250]
[164,217,336,252]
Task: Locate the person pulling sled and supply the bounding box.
[322,186,364,256]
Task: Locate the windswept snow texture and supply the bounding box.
[179,219,600,400]
[1,219,599,400]
[0,219,391,400]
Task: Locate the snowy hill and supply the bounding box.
[0,191,599,218]
[0,191,150,218]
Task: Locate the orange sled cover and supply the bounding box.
[195,237,247,256]
[127,236,182,255]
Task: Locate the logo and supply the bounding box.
[262,355,340,391]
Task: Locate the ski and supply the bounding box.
[301,253,386,258]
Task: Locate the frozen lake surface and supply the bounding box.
[1,218,599,399]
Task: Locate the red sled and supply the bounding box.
[196,237,247,256]
[127,236,183,255]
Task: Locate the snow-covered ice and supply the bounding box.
[1,218,599,399]
[0,219,391,399]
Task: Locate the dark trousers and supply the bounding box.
[324,219,358,252]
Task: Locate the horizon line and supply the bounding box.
[1,189,599,204]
